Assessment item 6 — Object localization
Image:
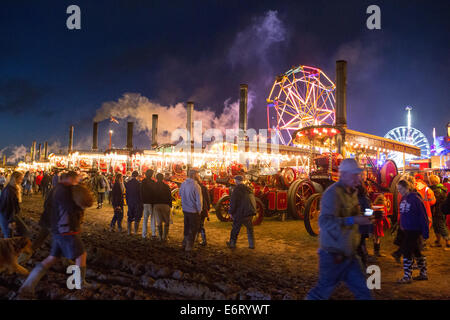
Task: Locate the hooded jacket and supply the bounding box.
[399,192,429,239]
[179,178,202,213]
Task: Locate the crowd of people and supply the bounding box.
[0,162,449,300]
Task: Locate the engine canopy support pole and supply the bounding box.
[186,102,194,168]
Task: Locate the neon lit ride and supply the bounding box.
[267,65,336,146]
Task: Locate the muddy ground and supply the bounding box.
[1,194,449,300]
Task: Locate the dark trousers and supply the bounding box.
[97,192,105,205]
[42,185,49,198]
[230,216,254,244]
[183,211,200,247]
[127,203,142,223]
[357,234,369,267]
[400,230,424,260]
[111,207,124,229]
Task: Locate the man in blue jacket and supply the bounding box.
[125,171,142,235]
[306,159,373,300]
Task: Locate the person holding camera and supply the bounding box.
[306,159,373,300]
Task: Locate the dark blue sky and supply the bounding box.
[0,0,449,159]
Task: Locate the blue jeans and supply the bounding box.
[306,249,373,300]
[111,206,123,229]
[0,214,31,239]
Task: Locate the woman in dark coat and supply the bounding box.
[0,171,31,238]
[110,173,125,232]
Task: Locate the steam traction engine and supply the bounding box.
[291,125,401,236]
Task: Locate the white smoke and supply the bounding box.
[0,145,28,164]
[228,10,287,71]
[47,141,63,154]
[93,92,256,144]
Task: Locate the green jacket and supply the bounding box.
[318,181,361,257]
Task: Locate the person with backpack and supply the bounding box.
[94,172,108,209]
[18,171,94,298]
[429,175,450,250]
[226,175,256,249]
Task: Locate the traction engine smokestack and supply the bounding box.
[335,60,347,155]
[239,84,248,141]
[68,126,74,154]
[126,122,134,150]
[186,102,194,166]
[336,60,347,128]
[92,122,98,151]
[44,142,48,160]
[37,143,41,161]
[31,141,36,162]
[152,114,158,147]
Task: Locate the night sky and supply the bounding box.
[0,0,449,161]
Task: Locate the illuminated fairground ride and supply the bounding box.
[267,65,336,146]
[384,107,430,167]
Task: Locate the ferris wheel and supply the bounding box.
[267,65,336,146]
[384,107,430,166]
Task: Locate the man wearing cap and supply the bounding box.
[306,158,373,300]
[179,169,202,251]
[226,175,256,249]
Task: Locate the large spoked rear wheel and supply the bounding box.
[304,193,322,237]
[216,195,265,225]
[252,198,265,226]
[215,195,232,222]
